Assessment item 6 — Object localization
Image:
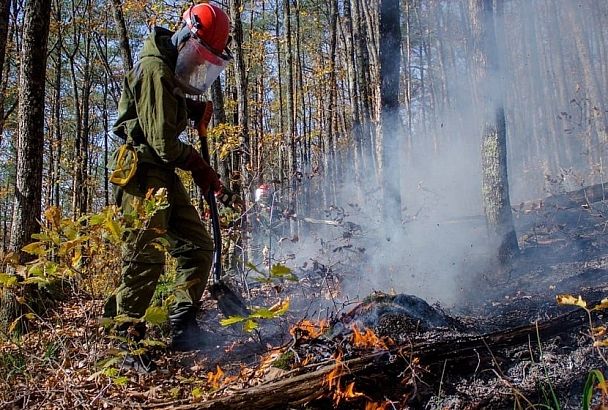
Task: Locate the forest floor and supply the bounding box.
[1,194,608,409]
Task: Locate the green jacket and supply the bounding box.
[112,27,193,171]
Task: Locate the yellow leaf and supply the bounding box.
[105,218,122,242]
[21,242,46,256]
[593,340,608,347]
[72,249,82,267]
[8,317,21,333]
[191,387,203,400]
[598,380,608,395]
[556,294,587,308]
[44,206,62,228]
[269,298,290,316]
[594,298,608,311]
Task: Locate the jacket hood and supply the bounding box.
[138,27,178,70]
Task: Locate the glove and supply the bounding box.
[182,150,221,195]
[185,99,208,124]
[216,185,245,212]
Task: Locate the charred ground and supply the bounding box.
[1,194,608,409]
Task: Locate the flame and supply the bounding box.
[333,381,364,404]
[207,365,224,389]
[325,351,344,390]
[324,352,365,405]
[365,401,389,410]
[289,319,329,340]
[352,325,388,350]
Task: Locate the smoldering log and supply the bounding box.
[164,309,587,410]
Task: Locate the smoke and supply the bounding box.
[313,0,605,307]
[258,0,607,311]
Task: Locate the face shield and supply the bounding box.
[175,37,232,95]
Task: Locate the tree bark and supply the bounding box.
[109,0,132,72]
[379,0,402,227]
[469,0,519,265]
[0,0,11,138]
[10,0,51,262]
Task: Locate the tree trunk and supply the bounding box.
[469,0,519,265]
[3,0,52,333]
[343,0,363,189]
[10,0,51,263]
[0,0,11,138]
[379,0,402,227]
[109,0,132,72]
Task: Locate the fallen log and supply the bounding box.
[168,309,587,409]
[516,181,608,213]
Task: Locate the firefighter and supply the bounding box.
[103,3,236,365]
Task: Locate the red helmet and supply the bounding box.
[182,3,231,59]
[176,3,232,93]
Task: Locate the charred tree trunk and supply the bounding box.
[469,0,519,265]
[379,0,402,227]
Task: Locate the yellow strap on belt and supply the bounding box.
[109,144,138,187]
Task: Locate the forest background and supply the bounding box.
[0,0,607,306]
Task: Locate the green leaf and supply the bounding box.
[243,319,258,332]
[24,276,50,286]
[220,315,247,326]
[245,261,264,275]
[269,264,298,281]
[89,213,106,226]
[270,263,292,277]
[582,369,606,410]
[0,273,18,288]
[141,339,167,348]
[143,306,168,325]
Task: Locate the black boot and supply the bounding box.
[115,322,156,373]
[169,304,210,351]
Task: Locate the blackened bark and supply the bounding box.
[379,0,402,227]
[10,0,51,262]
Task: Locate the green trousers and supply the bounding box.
[105,165,214,320]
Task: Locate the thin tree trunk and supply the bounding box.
[379,0,402,227]
[0,0,11,138]
[469,0,519,265]
[109,0,132,72]
[10,0,51,262]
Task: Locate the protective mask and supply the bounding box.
[175,38,231,94]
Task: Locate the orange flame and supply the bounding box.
[352,325,388,350]
[289,319,329,340]
[365,401,389,410]
[207,365,224,389]
[325,351,344,390]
